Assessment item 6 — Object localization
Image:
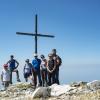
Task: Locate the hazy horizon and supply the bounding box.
[0,64,100,86]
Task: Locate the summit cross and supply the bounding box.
[16,14,55,54]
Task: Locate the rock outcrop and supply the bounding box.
[0,80,100,100]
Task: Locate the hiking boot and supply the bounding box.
[10,82,13,84]
[38,83,42,87]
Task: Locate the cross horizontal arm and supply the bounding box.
[16,32,35,36]
[16,32,55,38]
[37,34,55,38]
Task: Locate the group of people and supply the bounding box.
[1,49,62,90]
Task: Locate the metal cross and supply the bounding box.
[16,14,55,54]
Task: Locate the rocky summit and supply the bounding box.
[0,80,100,100]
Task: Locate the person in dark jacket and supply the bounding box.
[52,49,62,85]
[6,55,21,84]
[47,53,56,86]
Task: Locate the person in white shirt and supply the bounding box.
[1,64,10,90]
[40,55,47,87]
[23,59,32,82]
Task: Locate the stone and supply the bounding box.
[49,84,76,96]
[87,80,100,90]
[31,87,50,99]
[70,81,87,87]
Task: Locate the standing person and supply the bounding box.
[52,49,62,85]
[47,53,56,86]
[1,64,10,90]
[23,59,33,82]
[40,54,47,87]
[6,55,21,84]
[32,53,42,87]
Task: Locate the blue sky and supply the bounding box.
[0,0,100,83]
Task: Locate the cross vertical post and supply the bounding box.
[35,14,38,54]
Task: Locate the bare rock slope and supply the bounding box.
[0,80,100,100]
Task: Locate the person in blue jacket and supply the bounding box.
[32,53,42,87]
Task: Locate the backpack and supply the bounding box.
[56,56,62,66]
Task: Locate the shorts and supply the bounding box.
[9,67,16,71]
[24,73,32,78]
[41,67,47,71]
